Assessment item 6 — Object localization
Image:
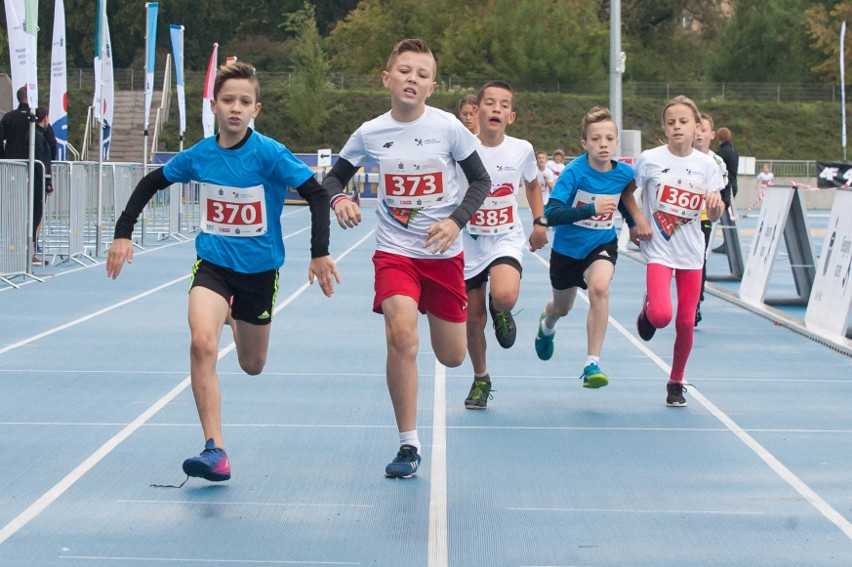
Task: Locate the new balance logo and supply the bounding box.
[383,141,394,148]
[258,311,270,320]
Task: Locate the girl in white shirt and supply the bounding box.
[625,95,725,407]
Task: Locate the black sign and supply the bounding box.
[817,161,852,188]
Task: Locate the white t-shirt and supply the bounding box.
[339,106,479,259]
[634,145,725,270]
[459,135,537,279]
[536,166,555,204]
[757,170,774,187]
[546,159,565,178]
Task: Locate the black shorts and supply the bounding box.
[549,238,618,291]
[465,257,522,291]
[189,258,279,325]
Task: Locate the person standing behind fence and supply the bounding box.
[31,107,54,265]
[106,61,340,484]
[712,126,739,253]
[323,38,490,478]
[0,86,31,160]
[628,95,725,407]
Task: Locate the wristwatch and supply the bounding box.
[533,216,548,227]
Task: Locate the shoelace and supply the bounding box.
[493,311,513,335]
[469,382,494,401]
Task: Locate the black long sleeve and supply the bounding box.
[322,157,358,203]
[113,168,171,239]
[294,176,331,258]
[449,151,491,228]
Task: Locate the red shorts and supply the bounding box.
[372,250,467,323]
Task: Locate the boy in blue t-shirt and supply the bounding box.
[534,106,649,387]
[107,61,339,482]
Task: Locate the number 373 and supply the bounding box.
[387,173,439,196]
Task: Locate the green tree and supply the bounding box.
[707,0,820,83]
[284,3,330,149]
[806,1,852,82]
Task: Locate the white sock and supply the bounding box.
[399,430,421,454]
[585,355,600,367]
[474,370,490,381]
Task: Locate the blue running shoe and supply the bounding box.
[534,311,554,361]
[580,362,609,389]
[385,444,421,479]
[182,438,231,481]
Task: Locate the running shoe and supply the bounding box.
[464,379,493,409]
[534,311,554,361]
[666,382,688,407]
[636,304,656,341]
[182,438,231,481]
[694,306,702,327]
[385,444,421,478]
[580,362,609,389]
[489,295,517,348]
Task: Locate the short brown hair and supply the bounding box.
[700,112,714,130]
[716,127,732,143]
[16,86,27,104]
[458,94,477,111]
[213,61,260,101]
[581,106,617,139]
[476,80,514,107]
[386,38,435,74]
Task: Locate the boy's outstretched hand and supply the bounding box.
[106,238,134,279]
[309,255,341,297]
[333,198,362,229]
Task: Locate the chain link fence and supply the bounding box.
[35,69,848,104]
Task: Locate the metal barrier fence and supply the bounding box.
[1,160,201,285]
[0,160,31,286]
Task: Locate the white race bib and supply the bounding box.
[200,183,268,237]
[380,158,448,208]
[572,189,621,230]
[655,173,704,221]
[468,195,515,235]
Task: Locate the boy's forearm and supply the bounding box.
[296,176,331,258]
[449,151,490,228]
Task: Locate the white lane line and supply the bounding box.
[428,360,448,567]
[0,231,375,547]
[508,507,764,516]
[529,249,852,540]
[118,499,374,508]
[58,556,358,565]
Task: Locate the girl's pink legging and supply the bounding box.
[644,263,702,382]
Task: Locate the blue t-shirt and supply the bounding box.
[549,154,634,259]
[164,131,314,273]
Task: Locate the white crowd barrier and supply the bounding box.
[0,160,201,284]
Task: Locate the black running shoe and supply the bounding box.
[694,306,702,327]
[666,382,687,407]
[489,296,517,348]
[636,305,656,341]
[464,379,493,409]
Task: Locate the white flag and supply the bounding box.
[50,0,69,159]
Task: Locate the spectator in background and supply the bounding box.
[713,126,739,253]
[37,106,58,160]
[546,148,566,178]
[32,107,54,265]
[458,94,479,135]
[535,150,555,205]
[0,86,32,159]
[757,163,774,188]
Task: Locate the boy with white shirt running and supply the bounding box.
[460,80,548,410]
[322,39,491,478]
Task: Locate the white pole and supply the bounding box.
[96,0,106,257]
[841,21,847,162]
[609,0,624,153]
